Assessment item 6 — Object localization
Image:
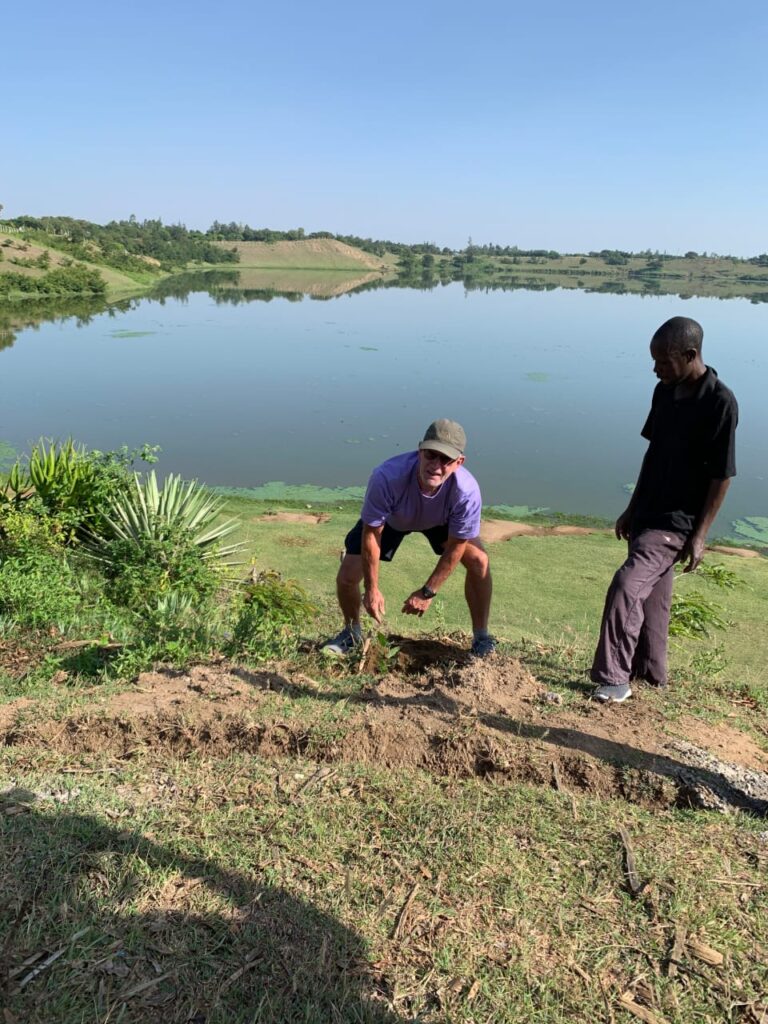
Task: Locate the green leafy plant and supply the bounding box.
[694,561,743,590]
[369,631,401,673]
[97,527,224,611]
[669,592,729,639]
[226,569,316,661]
[689,642,728,679]
[0,500,66,557]
[0,549,79,629]
[2,438,158,538]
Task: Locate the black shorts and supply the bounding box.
[344,519,449,562]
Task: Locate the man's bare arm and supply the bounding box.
[616,451,650,540]
[680,478,732,572]
[362,524,386,622]
[402,537,468,617]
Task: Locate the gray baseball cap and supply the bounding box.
[419,419,466,461]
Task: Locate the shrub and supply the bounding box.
[226,570,316,661]
[0,549,79,629]
[0,500,66,557]
[99,526,222,610]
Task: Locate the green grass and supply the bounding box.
[226,499,768,699]
[1,750,766,1023]
[1,494,767,1021]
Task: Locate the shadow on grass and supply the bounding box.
[0,798,406,1024]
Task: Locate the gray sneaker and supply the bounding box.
[321,626,362,656]
[470,635,497,658]
[592,683,632,704]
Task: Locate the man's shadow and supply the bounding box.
[0,793,407,1024]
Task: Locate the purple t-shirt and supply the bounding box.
[361,451,482,539]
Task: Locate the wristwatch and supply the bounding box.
[420,585,437,599]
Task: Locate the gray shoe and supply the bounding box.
[470,635,497,658]
[321,626,362,656]
[592,683,632,704]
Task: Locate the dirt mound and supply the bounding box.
[2,642,766,815]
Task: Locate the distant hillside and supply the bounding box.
[215,238,390,272]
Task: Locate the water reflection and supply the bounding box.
[0,294,118,350]
[2,263,767,351]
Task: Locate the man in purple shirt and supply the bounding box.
[323,419,495,657]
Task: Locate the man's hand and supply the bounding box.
[615,508,632,541]
[363,587,386,623]
[402,591,433,617]
[679,532,706,573]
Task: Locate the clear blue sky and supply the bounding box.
[4,0,766,254]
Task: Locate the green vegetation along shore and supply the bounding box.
[3,216,768,310]
[1,438,767,1022]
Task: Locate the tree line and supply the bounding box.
[1,215,239,272]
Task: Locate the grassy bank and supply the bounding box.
[2,448,767,1023]
[2,745,766,1023]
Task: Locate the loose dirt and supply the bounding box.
[3,639,766,815]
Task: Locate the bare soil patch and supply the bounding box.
[253,511,331,525]
[708,545,762,559]
[3,640,766,815]
[481,520,605,542]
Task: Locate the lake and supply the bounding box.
[1,277,765,538]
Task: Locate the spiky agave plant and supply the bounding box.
[88,471,242,565]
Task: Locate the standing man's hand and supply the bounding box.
[615,508,632,541]
[680,532,706,573]
[402,590,433,617]
[363,587,386,623]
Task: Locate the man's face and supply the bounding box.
[650,339,694,386]
[418,448,465,489]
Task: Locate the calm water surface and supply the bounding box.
[2,283,765,535]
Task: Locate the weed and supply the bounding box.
[693,561,743,590]
[368,631,401,673]
[689,642,728,679]
[669,592,730,639]
[97,526,223,611]
[225,569,317,662]
[0,550,79,629]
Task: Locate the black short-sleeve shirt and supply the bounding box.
[631,366,738,534]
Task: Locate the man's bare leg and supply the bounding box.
[461,540,492,632]
[336,553,364,626]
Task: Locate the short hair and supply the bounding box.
[652,316,703,354]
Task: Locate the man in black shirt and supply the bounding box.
[591,316,738,703]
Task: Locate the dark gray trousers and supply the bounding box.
[590,529,687,688]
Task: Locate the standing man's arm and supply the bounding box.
[402,536,468,616]
[680,478,731,572]
[681,392,738,572]
[362,523,386,622]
